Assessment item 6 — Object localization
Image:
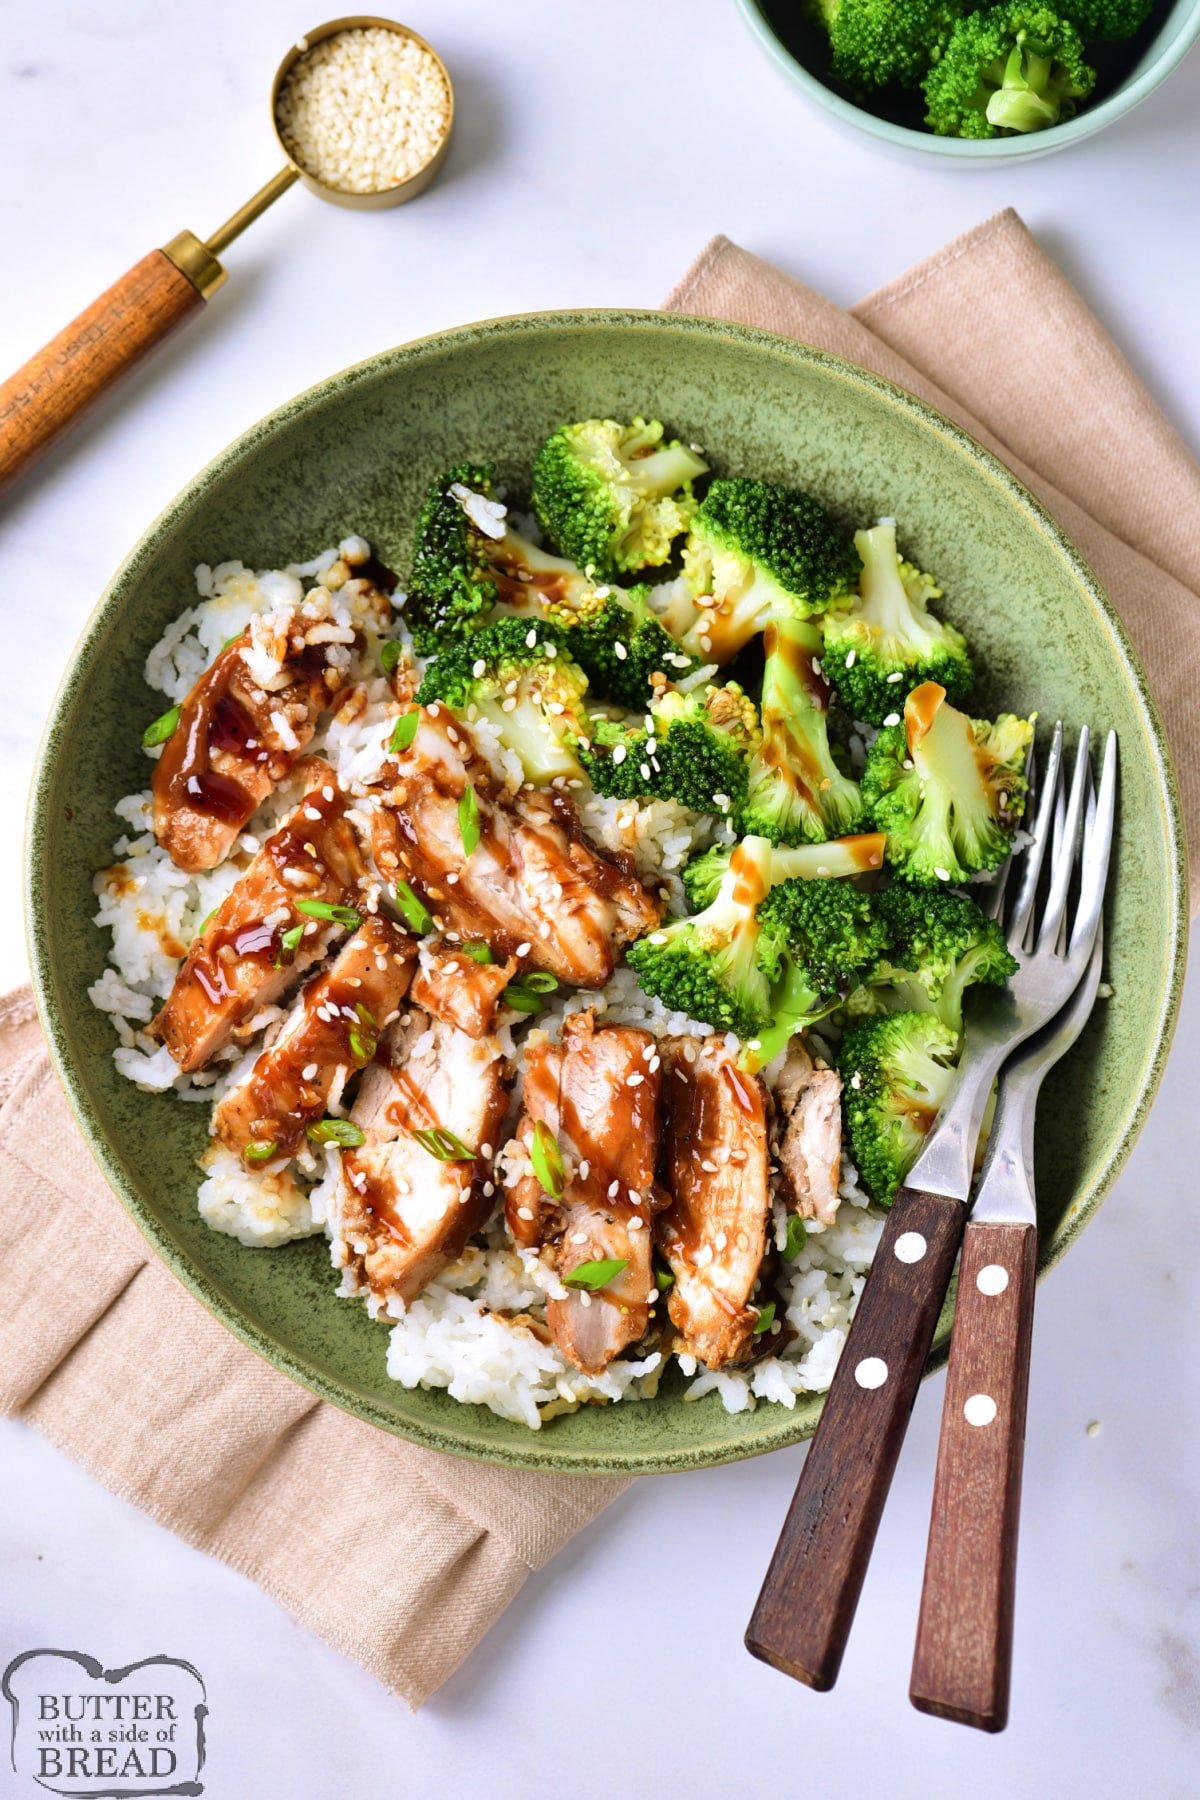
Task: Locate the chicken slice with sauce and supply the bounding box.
[151,761,368,1072]
[330,1011,510,1311]
[505,1011,661,1374]
[658,1036,772,1370]
[773,1039,844,1226]
[151,628,337,873]
[370,707,661,989]
[408,935,517,1039]
[211,914,416,1163]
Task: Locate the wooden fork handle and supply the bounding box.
[0,248,211,496]
[746,1186,966,1690]
[910,1219,1038,1732]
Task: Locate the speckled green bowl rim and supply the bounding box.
[736,0,1200,160]
[25,310,1188,1476]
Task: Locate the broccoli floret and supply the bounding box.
[847,885,1018,1035]
[924,5,1095,138]
[580,682,759,816]
[821,520,973,725]
[743,876,892,1070]
[532,418,708,579]
[741,617,863,845]
[822,0,968,90]
[863,682,1034,885]
[1059,0,1153,38]
[682,831,888,911]
[565,584,698,708]
[625,836,777,1036]
[415,618,590,785]
[839,1011,960,1205]
[676,478,861,664]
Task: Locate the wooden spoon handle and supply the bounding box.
[910,1218,1038,1733]
[746,1185,966,1690]
[0,249,208,496]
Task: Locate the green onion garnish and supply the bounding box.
[273,922,304,968]
[461,941,494,964]
[654,1266,675,1293]
[295,899,361,928]
[410,1126,476,1162]
[379,640,403,674]
[220,633,243,653]
[306,1119,366,1148]
[504,971,559,1013]
[142,706,180,748]
[458,782,480,857]
[563,1257,628,1291]
[530,1119,564,1198]
[752,1301,777,1335]
[782,1215,808,1262]
[394,881,432,934]
[197,908,217,937]
[521,972,558,992]
[243,1140,278,1166]
[389,710,419,753]
[348,1004,378,1064]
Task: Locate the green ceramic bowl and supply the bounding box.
[738,0,1200,161]
[26,312,1187,1475]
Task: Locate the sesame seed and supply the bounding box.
[608,1180,620,1198]
[639,764,651,781]
[627,1072,644,1087]
[518,1206,534,1221]
[887,670,905,683]
[525,629,538,648]
[883,712,901,727]
[515,942,532,957]
[613,642,628,661]
[579,1159,590,1178]
[472,659,487,678]
[845,649,856,668]
[611,744,627,765]
[629,1216,644,1231]
[935,867,952,881]
[302,1063,319,1080]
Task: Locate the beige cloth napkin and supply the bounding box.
[3,209,1196,1710]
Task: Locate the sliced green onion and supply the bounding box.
[654,1266,675,1293]
[394,881,432,934]
[530,1119,564,1198]
[458,782,480,857]
[142,706,181,748]
[461,941,494,964]
[782,1215,808,1262]
[563,1257,628,1291]
[410,1126,476,1161]
[197,908,217,936]
[348,1029,376,1063]
[389,710,419,753]
[306,1119,366,1148]
[220,632,243,653]
[752,1301,777,1335]
[503,985,542,1014]
[521,972,558,993]
[273,922,304,968]
[295,899,361,928]
[379,640,403,674]
[243,1140,278,1166]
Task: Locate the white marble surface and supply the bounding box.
[2,1,1198,1793]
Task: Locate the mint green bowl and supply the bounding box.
[738,0,1200,159]
[26,312,1187,1474]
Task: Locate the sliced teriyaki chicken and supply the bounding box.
[211,914,416,1163]
[773,1039,844,1226]
[505,1011,661,1374]
[657,1036,772,1370]
[408,934,517,1039]
[331,1011,510,1311]
[151,624,337,873]
[151,761,368,1072]
[370,706,661,989]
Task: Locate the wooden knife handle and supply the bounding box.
[746,1185,966,1690]
[0,250,205,496]
[910,1218,1038,1732]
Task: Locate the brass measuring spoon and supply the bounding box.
[0,16,453,497]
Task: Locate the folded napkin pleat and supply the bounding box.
[4,209,1196,1706]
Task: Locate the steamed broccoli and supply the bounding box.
[738,875,889,1071]
[863,682,1033,884]
[1060,0,1154,38]
[675,477,861,664]
[742,617,863,845]
[819,0,968,90]
[839,1011,960,1205]
[682,832,887,911]
[532,418,707,579]
[415,618,591,785]
[581,682,759,815]
[625,836,777,1036]
[821,520,973,725]
[924,6,1095,138]
[564,583,698,708]
[846,885,1018,1036]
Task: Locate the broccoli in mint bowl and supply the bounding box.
[739,0,1200,156]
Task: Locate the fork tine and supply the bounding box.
[1069,730,1117,960]
[982,744,1034,923]
[1037,725,1091,953]
[1034,776,1069,955]
[1006,722,1063,953]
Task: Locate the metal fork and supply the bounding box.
[745,726,1118,1693]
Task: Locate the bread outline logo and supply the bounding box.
[2,1650,206,1796]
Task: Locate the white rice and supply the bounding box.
[89,546,893,1429]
